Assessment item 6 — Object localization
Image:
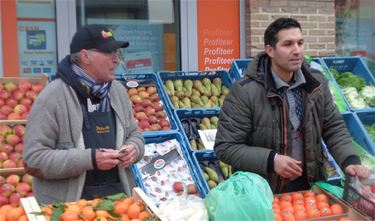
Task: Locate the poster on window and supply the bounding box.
[88,18,163,75]
[17,21,57,76]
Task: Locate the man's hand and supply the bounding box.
[274,154,303,179]
[96,149,121,170]
[117,144,137,168]
[345,165,369,179]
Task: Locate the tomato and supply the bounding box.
[281,193,292,202]
[303,190,315,198]
[304,197,317,207]
[293,199,305,206]
[306,207,320,218]
[317,201,330,209]
[319,207,332,216]
[280,201,293,209]
[315,193,329,203]
[330,203,344,215]
[291,192,304,201]
[294,208,307,220]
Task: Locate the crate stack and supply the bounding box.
[0,76,48,208]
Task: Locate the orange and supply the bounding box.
[123,197,133,206]
[281,210,295,221]
[293,199,304,206]
[274,213,282,221]
[120,214,130,221]
[0,205,13,215]
[6,207,24,221]
[280,201,293,209]
[0,214,5,221]
[82,206,96,221]
[76,199,88,208]
[273,196,280,204]
[66,205,81,214]
[95,210,109,218]
[127,203,141,219]
[304,197,316,207]
[113,202,129,215]
[282,206,295,215]
[319,207,332,216]
[91,198,102,207]
[330,203,344,215]
[60,211,79,221]
[303,190,315,198]
[18,215,28,221]
[138,211,151,220]
[317,201,330,210]
[315,193,329,203]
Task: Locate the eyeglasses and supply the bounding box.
[88,49,121,59]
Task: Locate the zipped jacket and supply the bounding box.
[214,52,359,192]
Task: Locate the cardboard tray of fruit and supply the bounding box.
[158,70,233,110]
[191,151,232,197]
[118,72,179,136]
[0,171,32,207]
[20,187,162,221]
[0,120,27,173]
[0,75,48,121]
[174,108,220,152]
[273,186,370,221]
[343,171,375,219]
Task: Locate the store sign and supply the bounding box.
[197,0,240,71]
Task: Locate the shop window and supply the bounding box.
[76,0,180,74]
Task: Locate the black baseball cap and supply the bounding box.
[70,24,129,54]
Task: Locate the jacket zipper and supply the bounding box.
[277,98,288,192]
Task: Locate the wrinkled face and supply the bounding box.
[82,49,120,83]
[266,28,304,79]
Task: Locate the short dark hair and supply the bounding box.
[264,17,302,47]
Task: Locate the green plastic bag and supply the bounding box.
[204,171,274,221]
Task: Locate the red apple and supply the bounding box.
[0,152,8,161]
[135,112,147,121]
[0,98,5,107]
[150,94,160,102]
[17,159,24,168]
[172,181,184,194]
[148,115,158,125]
[6,98,18,108]
[1,144,13,154]
[155,111,167,119]
[139,120,150,129]
[0,183,15,197]
[0,91,11,100]
[13,104,28,114]
[21,174,33,185]
[21,112,29,119]
[4,82,17,92]
[152,102,164,112]
[0,113,7,120]
[145,106,156,116]
[25,90,37,100]
[14,143,24,153]
[159,119,170,128]
[9,192,21,207]
[133,103,144,113]
[8,152,22,162]
[0,105,13,116]
[0,195,9,206]
[7,112,22,120]
[0,177,4,186]
[31,82,44,93]
[146,86,157,95]
[12,89,25,100]
[6,174,20,186]
[127,88,138,97]
[16,182,31,197]
[142,99,152,108]
[20,97,33,108]
[2,159,17,168]
[0,125,12,136]
[13,125,26,137]
[18,80,32,91]
[6,134,20,146]
[149,124,161,131]
[187,183,198,194]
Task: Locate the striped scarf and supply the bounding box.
[72,64,111,112]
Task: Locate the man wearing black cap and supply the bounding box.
[23,24,145,203]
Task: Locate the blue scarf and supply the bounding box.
[72,64,111,112]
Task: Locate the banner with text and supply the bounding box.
[197,0,240,71]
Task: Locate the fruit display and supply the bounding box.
[38,193,156,221]
[0,77,47,120]
[273,190,347,221]
[0,173,33,207]
[125,80,175,133]
[0,204,27,221]
[133,136,198,205]
[0,123,26,169]
[175,109,220,152]
[192,152,232,194]
[158,71,232,109]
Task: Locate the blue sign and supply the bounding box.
[27,30,47,50]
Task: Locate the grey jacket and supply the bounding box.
[214,52,359,192]
[23,78,144,203]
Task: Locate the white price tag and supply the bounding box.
[198,129,217,150]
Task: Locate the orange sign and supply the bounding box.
[197,0,240,71]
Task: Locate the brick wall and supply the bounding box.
[246,0,336,57]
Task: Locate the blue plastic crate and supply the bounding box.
[157,70,233,110]
[131,132,206,200]
[363,57,375,77]
[342,112,375,155]
[191,151,228,197]
[322,56,375,112]
[228,58,253,80]
[355,111,375,153]
[174,108,220,153]
[118,72,179,136]
[321,142,344,185]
